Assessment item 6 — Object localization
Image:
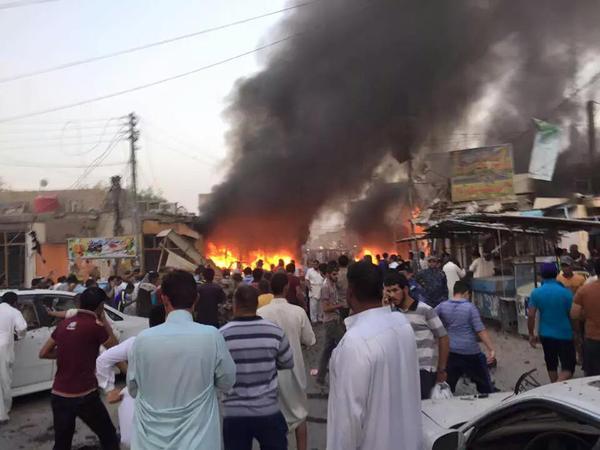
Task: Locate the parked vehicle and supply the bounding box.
[423,375,600,450]
[2,289,147,397]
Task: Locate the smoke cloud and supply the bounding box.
[199,0,600,251]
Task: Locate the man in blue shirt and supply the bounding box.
[435,281,496,394]
[528,263,575,383]
[128,270,236,449]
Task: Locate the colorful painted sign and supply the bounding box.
[68,236,137,260]
[451,144,515,202]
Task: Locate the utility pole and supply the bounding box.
[128,112,141,269]
[110,175,124,275]
[587,100,597,194]
[407,156,417,254]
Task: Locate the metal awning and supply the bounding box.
[396,234,428,243]
[425,219,545,238]
[461,214,600,232]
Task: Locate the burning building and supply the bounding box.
[198,0,600,267]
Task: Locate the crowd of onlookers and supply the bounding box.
[2,244,599,449]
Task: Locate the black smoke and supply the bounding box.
[199,0,600,250]
[346,181,409,248]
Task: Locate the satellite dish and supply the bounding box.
[40,179,48,188]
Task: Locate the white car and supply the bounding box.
[423,375,600,450]
[5,289,148,397]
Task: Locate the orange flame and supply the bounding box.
[206,242,295,269]
[356,246,391,261]
[411,207,430,255]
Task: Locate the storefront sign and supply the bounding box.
[68,236,137,260]
[451,144,515,202]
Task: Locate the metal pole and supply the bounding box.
[128,113,142,269]
[587,100,596,193]
[407,156,417,255]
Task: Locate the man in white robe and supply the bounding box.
[0,292,27,422]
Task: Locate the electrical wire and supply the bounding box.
[0,116,127,125]
[144,134,219,167]
[68,129,128,189]
[0,35,298,124]
[0,0,381,124]
[0,140,126,151]
[140,117,221,165]
[0,1,319,84]
[63,124,128,157]
[0,160,127,168]
[0,123,125,133]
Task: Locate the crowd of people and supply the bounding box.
[1,245,599,449]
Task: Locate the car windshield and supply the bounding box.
[104,306,123,322]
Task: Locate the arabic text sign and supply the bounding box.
[68,236,137,260]
[451,144,515,202]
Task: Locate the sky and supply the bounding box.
[0,0,291,211]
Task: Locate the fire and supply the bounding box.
[411,207,431,255]
[356,247,390,261]
[205,242,295,269]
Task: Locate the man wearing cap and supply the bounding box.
[416,255,449,308]
[557,256,586,295]
[528,263,576,383]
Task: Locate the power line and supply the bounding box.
[0,124,125,134]
[0,140,126,151]
[0,160,126,168]
[0,132,128,143]
[144,135,219,166]
[0,116,127,125]
[69,129,127,189]
[0,1,318,84]
[0,0,57,10]
[141,117,222,164]
[0,35,298,124]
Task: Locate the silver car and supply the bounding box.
[5,289,147,397]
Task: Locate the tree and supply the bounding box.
[137,187,166,202]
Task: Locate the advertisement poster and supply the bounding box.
[451,144,515,202]
[68,236,137,260]
[528,118,564,181]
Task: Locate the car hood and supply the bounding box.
[422,392,512,429]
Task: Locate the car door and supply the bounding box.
[463,399,600,450]
[12,296,54,391]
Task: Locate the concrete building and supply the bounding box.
[0,188,200,288]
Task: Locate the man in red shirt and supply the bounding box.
[39,287,119,450]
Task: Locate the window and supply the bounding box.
[0,231,26,288]
[54,297,77,311]
[17,300,40,330]
[69,200,83,212]
[143,234,163,272]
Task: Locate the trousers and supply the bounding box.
[446,352,493,394]
[223,412,288,450]
[317,320,344,382]
[309,297,322,323]
[51,390,119,450]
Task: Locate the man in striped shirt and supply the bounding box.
[384,271,449,399]
[220,285,294,450]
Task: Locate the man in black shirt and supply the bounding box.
[195,268,226,328]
